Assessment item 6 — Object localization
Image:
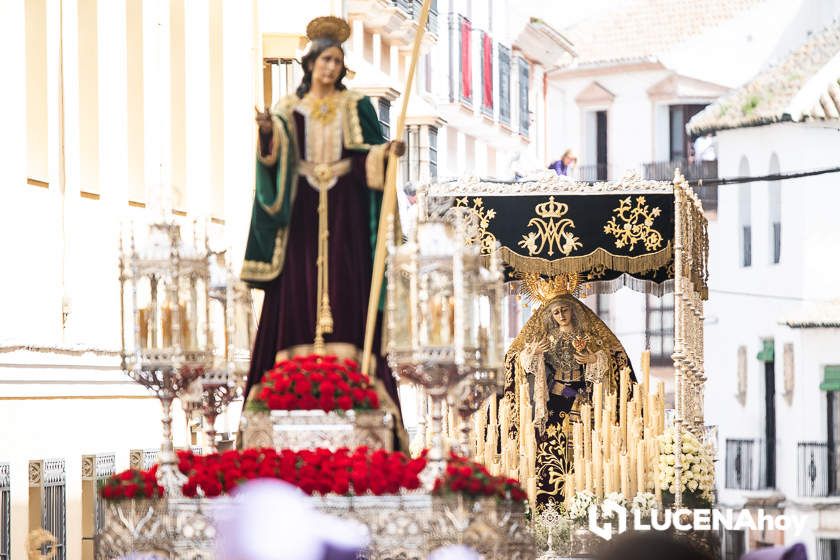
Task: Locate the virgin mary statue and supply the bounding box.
[502,274,633,509]
[240,16,404,434]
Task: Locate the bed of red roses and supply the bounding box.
[100,464,165,500]
[433,452,528,501]
[250,354,380,412]
[101,448,526,502]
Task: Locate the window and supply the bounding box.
[585,294,610,326]
[645,294,674,366]
[423,53,432,93]
[768,153,781,264]
[429,126,438,178]
[738,157,752,267]
[480,31,493,116]
[818,539,840,560]
[596,110,608,180]
[26,0,49,183]
[742,225,752,267]
[378,98,391,140]
[517,56,529,136]
[668,104,707,162]
[498,45,511,126]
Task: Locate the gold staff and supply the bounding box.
[362,0,433,377]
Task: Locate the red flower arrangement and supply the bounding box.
[100,465,165,500]
[253,354,380,412]
[178,447,426,497]
[433,453,527,502]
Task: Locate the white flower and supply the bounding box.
[568,491,597,522]
[601,492,627,519]
[631,492,656,517]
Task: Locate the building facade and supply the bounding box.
[0,0,565,558]
[689,19,840,560]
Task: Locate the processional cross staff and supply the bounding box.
[361,0,433,377]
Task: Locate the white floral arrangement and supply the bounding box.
[657,427,714,504]
[600,492,627,519]
[568,490,597,523]
[631,492,657,518]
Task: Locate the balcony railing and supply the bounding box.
[642,158,718,212]
[393,0,438,33]
[577,164,609,182]
[798,442,840,497]
[725,438,772,490]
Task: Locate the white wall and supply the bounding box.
[704,122,840,553]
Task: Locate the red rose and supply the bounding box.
[337,396,353,410]
[294,379,312,394]
[267,395,284,409]
[123,483,139,498]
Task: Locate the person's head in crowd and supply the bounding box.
[216,479,368,560]
[597,531,714,560]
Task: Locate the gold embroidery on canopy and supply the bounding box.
[603,195,664,252]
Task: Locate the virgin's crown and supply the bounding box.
[534,196,569,219]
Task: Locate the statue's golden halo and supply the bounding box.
[306,16,352,44]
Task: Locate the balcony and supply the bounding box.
[798,442,840,497]
[392,0,438,34]
[642,158,718,213]
[725,438,773,490]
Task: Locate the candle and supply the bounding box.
[620,453,630,497]
[593,382,603,433]
[657,381,665,433]
[585,459,592,494]
[574,423,585,490]
[619,368,629,449]
[593,436,603,499]
[642,349,651,390]
[637,435,646,493]
[528,476,537,512]
[565,472,576,509]
[582,404,592,467]
[604,460,612,494]
[653,439,662,505]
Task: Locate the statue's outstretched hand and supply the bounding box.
[574,352,597,365]
[254,105,273,134]
[535,337,552,353]
[387,140,406,157]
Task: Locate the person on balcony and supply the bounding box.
[548,149,578,177]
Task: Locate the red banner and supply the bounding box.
[482,33,493,110]
[460,18,472,101]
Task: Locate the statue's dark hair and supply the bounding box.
[296,39,348,98]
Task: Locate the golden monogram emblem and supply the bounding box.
[603,196,664,252]
[518,196,582,257]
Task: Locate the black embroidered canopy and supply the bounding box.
[422,175,708,299]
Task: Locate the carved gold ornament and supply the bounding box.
[455,196,498,254]
[518,196,582,257]
[603,196,663,252]
[306,94,339,124]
